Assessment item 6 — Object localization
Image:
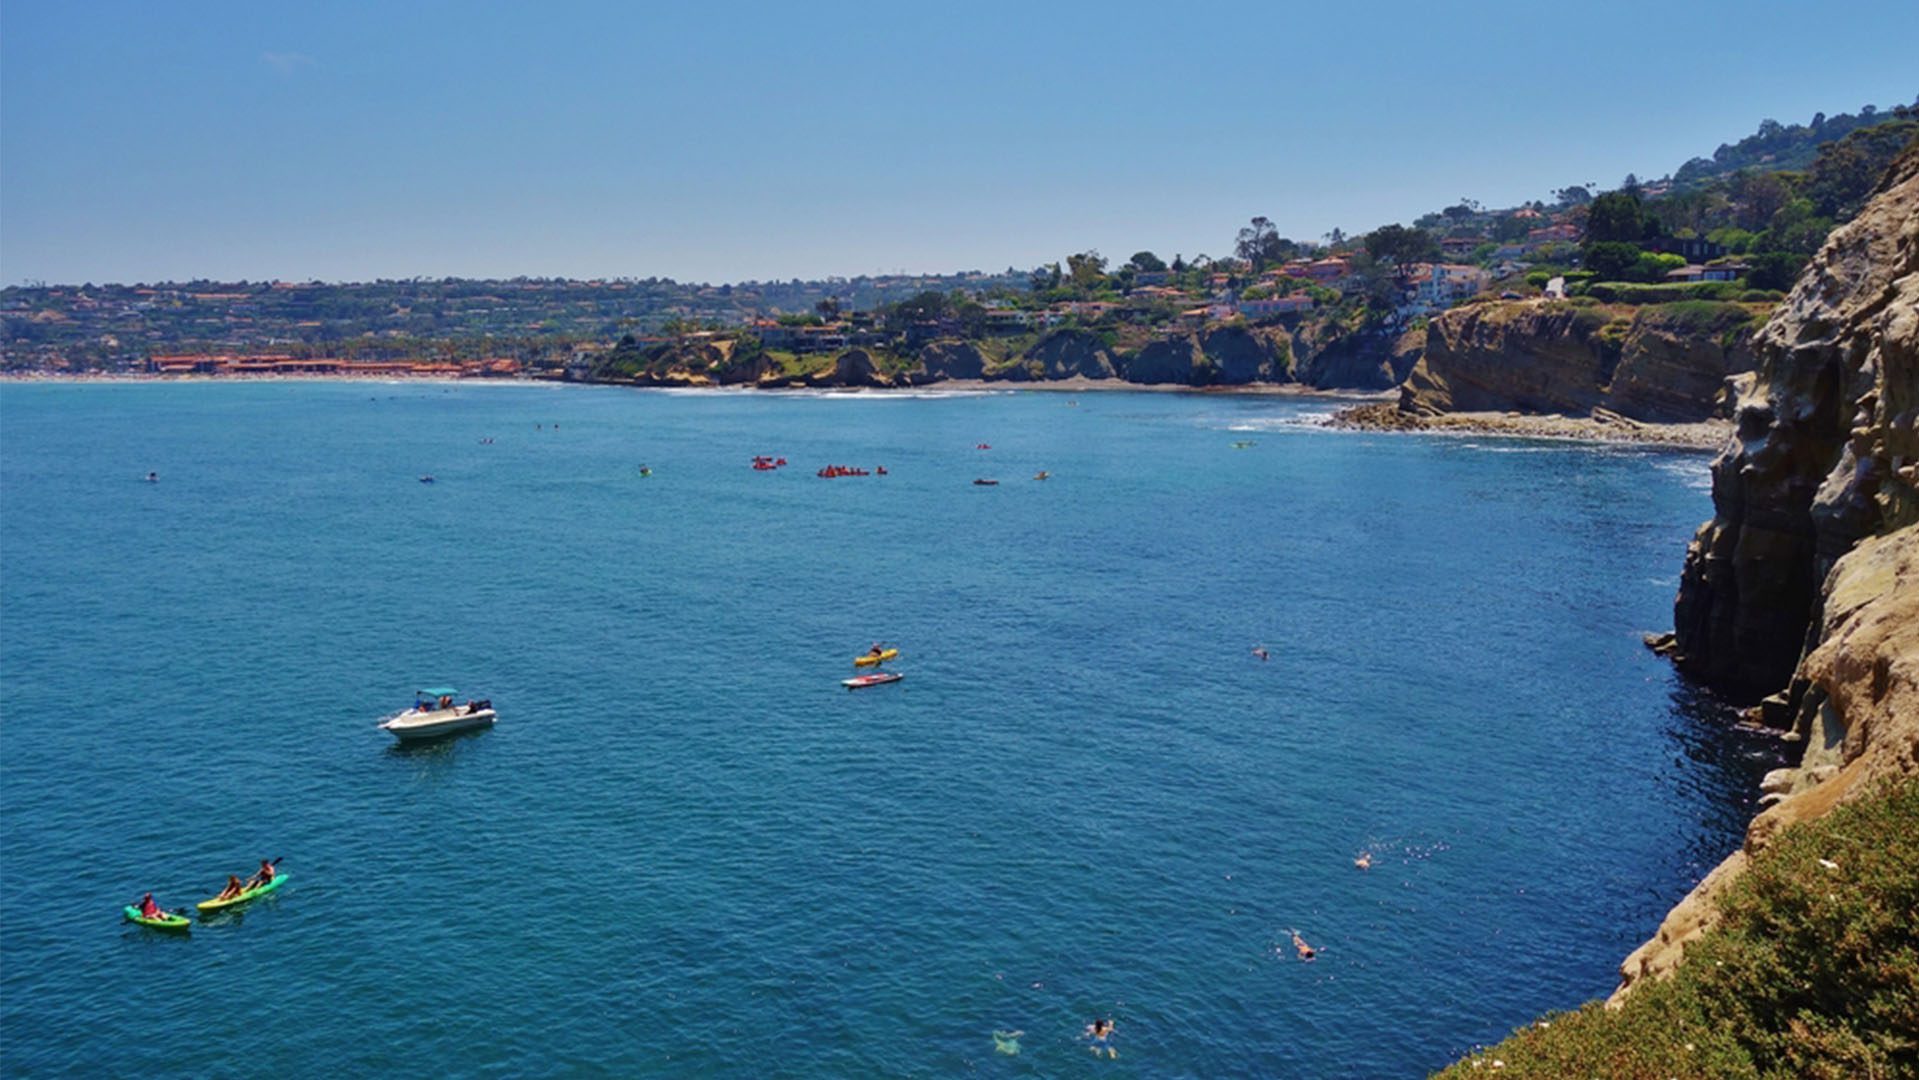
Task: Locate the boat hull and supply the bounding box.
[380,707,497,741]
[843,673,903,690]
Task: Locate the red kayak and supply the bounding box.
[842,672,904,690]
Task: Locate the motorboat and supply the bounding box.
[378,687,496,741]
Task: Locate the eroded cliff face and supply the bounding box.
[1025,329,1116,380]
[1670,143,1919,701]
[1399,299,1763,422]
[1118,326,1292,385]
[1617,140,1919,1001]
[1292,324,1422,390]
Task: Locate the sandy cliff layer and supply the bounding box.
[1399,298,1763,423]
[1617,140,1919,1000]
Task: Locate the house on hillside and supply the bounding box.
[1664,263,1748,284]
[1236,293,1316,320]
[1527,223,1581,245]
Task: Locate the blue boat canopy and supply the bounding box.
[416,687,459,698]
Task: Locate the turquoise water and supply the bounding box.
[0,382,1777,1076]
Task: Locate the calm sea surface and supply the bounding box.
[0,382,1778,1077]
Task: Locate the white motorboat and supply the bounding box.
[378,687,496,741]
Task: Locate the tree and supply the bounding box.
[1324,227,1346,247]
[815,297,842,320]
[1170,254,1186,272]
[1583,241,1643,281]
[1363,224,1439,267]
[1028,262,1062,292]
[1126,251,1167,273]
[1065,250,1108,290]
[1585,191,1648,243]
[1554,185,1594,206]
[1234,216,1292,269]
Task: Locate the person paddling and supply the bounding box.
[246,858,277,890]
[214,874,247,901]
[137,892,164,919]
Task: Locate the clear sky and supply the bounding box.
[3,1,1915,286]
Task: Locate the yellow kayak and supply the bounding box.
[197,871,288,912]
[853,649,898,667]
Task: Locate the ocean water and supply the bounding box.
[0,382,1780,1077]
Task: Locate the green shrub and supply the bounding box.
[1434,778,1919,1080]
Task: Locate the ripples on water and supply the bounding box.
[0,383,1778,1077]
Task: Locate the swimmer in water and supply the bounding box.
[1290,929,1317,961]
[1252,646,1269,661]
[1084,1018,1117,1058]
[1355,852,1373,870]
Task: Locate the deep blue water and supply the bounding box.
[0,382,1780,1077]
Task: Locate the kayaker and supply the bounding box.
[215,874,247,901]
[246,859,276,890]
[868,643,886,657]
[137,892,163,919]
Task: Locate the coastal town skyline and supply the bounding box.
[4,0,1917,286]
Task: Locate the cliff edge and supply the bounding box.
[1620,139,1919,996]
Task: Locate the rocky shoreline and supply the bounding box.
[1326,400,1732,450]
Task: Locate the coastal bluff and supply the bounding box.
[1620,141,1919,997]
[1398,297,1766,423]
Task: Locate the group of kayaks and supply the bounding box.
[122,863,288,933]
[843,646,905,690]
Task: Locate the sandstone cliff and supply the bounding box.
[1119,326,1292,385]
[1024,329,1116,380]
[1618,140,1919,999]
[1670,141,1919,700]
[1292,323,1422,390]
[1399,298,1764,422]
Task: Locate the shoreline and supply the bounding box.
[1326,401,1732,451]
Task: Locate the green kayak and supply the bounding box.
[124,906,190,932]
[196,871,288,913]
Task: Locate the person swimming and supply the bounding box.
[1290,929,1317,961]
[1252,646,1269,661]
[1084,1018,1117,1058]
[1354,852,1373,871]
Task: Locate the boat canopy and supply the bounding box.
[416,687,459,699]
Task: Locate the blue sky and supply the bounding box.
[3,1,1915,285]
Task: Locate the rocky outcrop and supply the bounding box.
[1123,335,1207,384]
[1606,303,1762,421]
[1025,329,1116,380]
[915,340,987,381]
[1400,301,1616,415]
[1119,327,1292,385]
[1618,140,1919,1001]
[1399,299,1764,422]
[1200,325,1292,384]
[1617,522,1919,999]
[1293,324,1422,389]
[1670,141,1919,701]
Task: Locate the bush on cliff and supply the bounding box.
[1434,778,1919,1080]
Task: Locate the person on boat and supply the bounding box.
[439,694,453,710]
[1290,929,1317,961]
[215,874,247,901]
[137,892,164,919]
[247,859,276,890]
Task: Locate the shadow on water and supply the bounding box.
[1662,676,1797,858]
[381,725,493,761]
